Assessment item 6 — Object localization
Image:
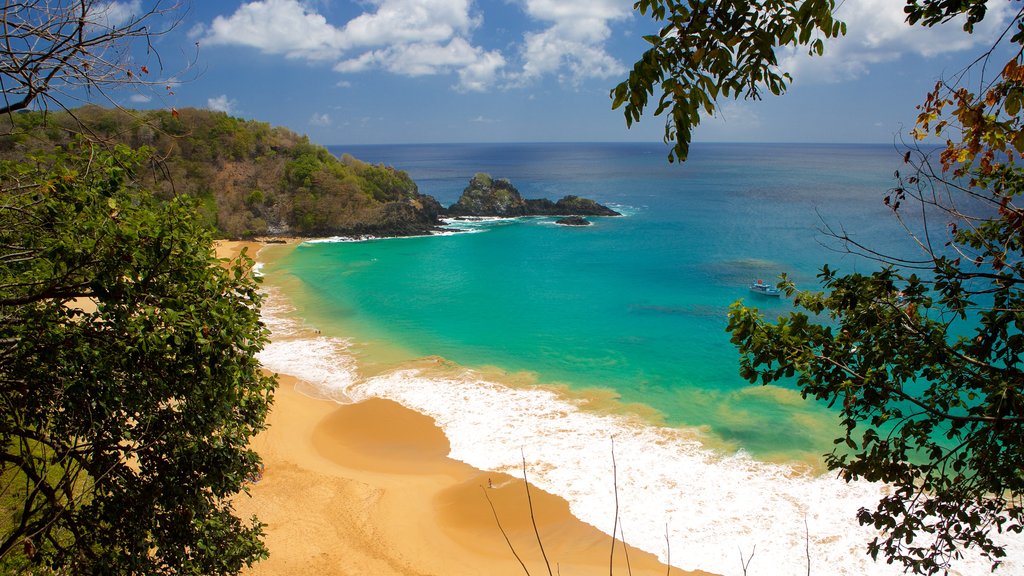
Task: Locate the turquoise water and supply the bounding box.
[269,142,913,461]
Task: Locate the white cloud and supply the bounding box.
[336,37,505,91]
[91,1,142,27]
[339,0,478,47]
[187,22,206,40]
[203,0,504,90]
[508,0,631,86]
[198,0,1013,97]
[201,0,636,92]
[780,0,1016,83]
[203,0,346,60]
[128,94,152,103]
[458,49,507,92]
[309,112,331,126]
[207,94,237,114]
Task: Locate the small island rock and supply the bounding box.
[445,173,620,218]
[446,173,528,217]
[555,216,592,226]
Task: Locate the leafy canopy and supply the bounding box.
[0,143,276,574]
[611,0,843,162]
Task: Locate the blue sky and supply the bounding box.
[104,0,1016,147]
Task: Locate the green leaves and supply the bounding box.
[728,242,1024,573]
[0,144,275,574]
[614,0,844,162]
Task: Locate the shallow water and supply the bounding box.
[256,143,1022,575]
[273,142,910,460]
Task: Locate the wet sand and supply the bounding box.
[219,240,714,576]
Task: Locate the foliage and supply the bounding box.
[611,0,843,162]
[0,107,427,238]
[0,142,275,574]
[710,2,1024,574]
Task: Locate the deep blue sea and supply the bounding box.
[255,142,1020,575]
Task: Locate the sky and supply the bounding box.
[97,0,1018,147]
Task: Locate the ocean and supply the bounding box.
[255,142,1021,575]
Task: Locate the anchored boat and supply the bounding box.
[749,279,781,297]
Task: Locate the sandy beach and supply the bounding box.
[217,241,713,576]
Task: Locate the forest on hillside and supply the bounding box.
[0,106,443,238]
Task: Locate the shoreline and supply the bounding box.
[218,240,710,576]
[220,238,1024,576]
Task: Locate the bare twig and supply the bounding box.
[482,485,532,576]
[609,438,620,576]
[805,514,811,576]
[664,523,672,576]
[521,450,554,576]
[739,545,755,576]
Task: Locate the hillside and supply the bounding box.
[0,106,442,238]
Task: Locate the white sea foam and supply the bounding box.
[607,203,641,217]
[257,288,1023,576]
[441,216,511,223]
[256,288,359,402]
[304,235,391,243]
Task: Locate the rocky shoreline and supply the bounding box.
[446,173,619,219]
[245,172,619,240]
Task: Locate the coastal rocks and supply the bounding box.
[555,216,591,226]
[525,196,620,217]
[286,192,447,238]
[446,173,529,217]
[445,173,620,218]
[281,171,619,238]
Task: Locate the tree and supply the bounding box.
[618,0,1024,573]
[0,142,275,574]
[611,0,843,163]
[0,1,276,573]
[0,0,185,115]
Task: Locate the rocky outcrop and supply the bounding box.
[446,173,529,217]
[445,173,620,218]
[555,216,591,226]
[525,196,620,216]
[344,194,447,237]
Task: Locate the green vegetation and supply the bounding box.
[0,0,435,566]
[612,0,843,162]
[0,143,275,573]
[619,0,1024,572]
[0,106,434,238]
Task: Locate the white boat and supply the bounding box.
[749,279,781,297]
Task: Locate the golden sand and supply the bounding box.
[219,240,715,576]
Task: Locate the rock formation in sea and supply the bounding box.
[554,216,592,226]
[446,173,528,217]
[445,173,620,218]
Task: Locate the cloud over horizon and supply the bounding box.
[779,0,1016,83]
[509,0,631,86]
[207,94,237,114]
[199,0,633,91]
[198,0,1013,97]
[201,0,503,91]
